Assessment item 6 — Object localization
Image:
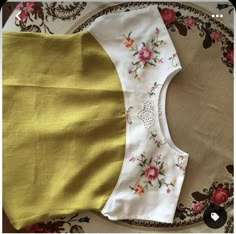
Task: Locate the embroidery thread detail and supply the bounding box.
[129,153,176,194]
[137,101,157,129]
[147,82,162,97]
[169,53,178,67]
[126,106,133,125]
[149,132,167,147]
[176,156,187,174]
[123,28,164,80]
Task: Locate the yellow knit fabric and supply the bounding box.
[3,31,125,229]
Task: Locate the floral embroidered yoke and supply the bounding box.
[3,6,189,229]
[89,6,189,223]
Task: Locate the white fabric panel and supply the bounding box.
[89,6,189,223]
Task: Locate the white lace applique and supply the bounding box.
[137,100,157,129]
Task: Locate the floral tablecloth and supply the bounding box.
[3,1,234,233]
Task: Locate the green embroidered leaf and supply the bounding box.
[160,162,164,170]
[142,42,146,46]
[158,180,162,188]
[149,157,153,164]
[143,159,147,164]
[151,39,154,43]
[148,181,153,186]
[132,61,140,65]
[154,160,158,165]
[169,57,172,60]
[139,163,143,167]
[140,172,145,177]
[159,172,164,176]
[129,186,134,190]
[154,50,159,54]
[148,62,156,66]
[128,31,132,38]
[133,52,138,56]
[157,161,161,164]
[141,154,145,158]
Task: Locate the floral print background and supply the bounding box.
[3,1,233,233]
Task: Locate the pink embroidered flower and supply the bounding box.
[167,188,171,193]
[160,8,176,24]
[192,202,204,212]
[183,17,195,28]
[145,164,159,181]
[211,31,222,42]
[226,49,234,64]
[128,70,132,74]
[211,187,229,205]
[138,46,153,62]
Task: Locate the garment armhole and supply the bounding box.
[158,67,189,157]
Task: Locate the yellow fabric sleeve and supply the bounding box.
[3,31,125,229]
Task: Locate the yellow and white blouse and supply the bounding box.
[3,6,188,229]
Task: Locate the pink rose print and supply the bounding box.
[183,17,195,28]
[192,202,204,212]
[211,187,229,205]
[167,188,171,193]
[226,49,234,64]
[160,8,176,24]
[145,164,159,181]
[138,46,153,62]
[211,31,222,42]
[16,2,35,21]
